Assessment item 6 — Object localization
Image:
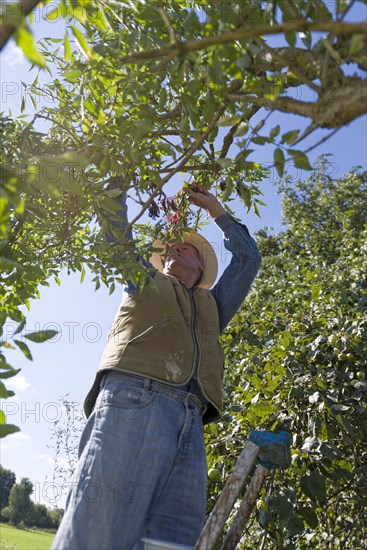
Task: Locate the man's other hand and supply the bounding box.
[182,185,226,219]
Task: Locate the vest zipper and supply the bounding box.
[189,287,201,381]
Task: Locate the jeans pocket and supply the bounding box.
[99,379,156,409]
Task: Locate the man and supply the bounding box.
[52,185,261,550]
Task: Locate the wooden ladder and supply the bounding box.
[195,431,291,550]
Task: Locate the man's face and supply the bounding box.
[163,242,204,277]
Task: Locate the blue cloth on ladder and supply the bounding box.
[248,430,291,469]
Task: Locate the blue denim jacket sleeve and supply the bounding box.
[210,213,261,333]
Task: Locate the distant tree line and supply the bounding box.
[0,465,63,530]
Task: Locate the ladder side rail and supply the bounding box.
[195,441,260,550]
[221,464,268,550]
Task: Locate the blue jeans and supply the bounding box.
[51,372,208,550]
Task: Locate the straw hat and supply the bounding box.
[151,232,218,289]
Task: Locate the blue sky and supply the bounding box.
[0,3,366,509]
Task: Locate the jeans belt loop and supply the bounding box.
[185,392,206,415]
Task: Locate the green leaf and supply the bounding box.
[0,257,24,271]
[281,130,300,144]
[0,196,7,220]
[285,32,296,48]
[216,158,233,168]
[251,374,263,390]
[274,148,285,177]
[71,25,92,60]
[159,87,167,108]
[286,514,305,536]
[222,179,233,202]
[264,84,282,101]
[208,127,218,143]
[80,264,86,283]
[179,116,190,137]
[1,342,16,350]
[270,125,280,139]
[349,34,366,55]
[251,400,274,417]
[233,122,249,137]
[13,318,26,335]
[46,2,66,20]
[299,505,319,529]
[235,149,254,163]
[14,340,33,361]
[217,116,242,127]
[332,467,353,480]
[0,381,15,399]
[301,471,326,503]
[0,361,16,372]
[235,54,252,69]
[288,150,312,170]
[0,424,20,438]
[300,31,312,50]
[15,196,25,215]
[239,184,253,211]
[64,32,72,61]
[63,69,82,81]
[201,97,216,124]
[330,404,352,414]
[272,495,293,520]
[208,57,224,84]
[320,442,342,460]
[252,136,272,145]
[24,330,58,343]
[0,410,5,424]
[0,367,21,379]
[183,93,199,114]
[93,5,112,32]
[14,26,46,67]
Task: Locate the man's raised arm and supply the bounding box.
[183,184,261,332]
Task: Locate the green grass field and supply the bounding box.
[0,524,55,550]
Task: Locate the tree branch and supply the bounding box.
[160,163,218,173]
[254,38,321,93]
[0,0,42,51]
[157,6,177,44]
[252,47,331,80]
[119,22,367,65]
[124,103,227,234]
[228,76,367,129]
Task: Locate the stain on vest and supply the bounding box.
[85,272,225,423]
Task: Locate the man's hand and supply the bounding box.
[182,184,226,219]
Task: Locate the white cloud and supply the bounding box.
[7,375,31,391]
[10,432,31,441]
[2,42,26,70]
[33,454,54,465]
